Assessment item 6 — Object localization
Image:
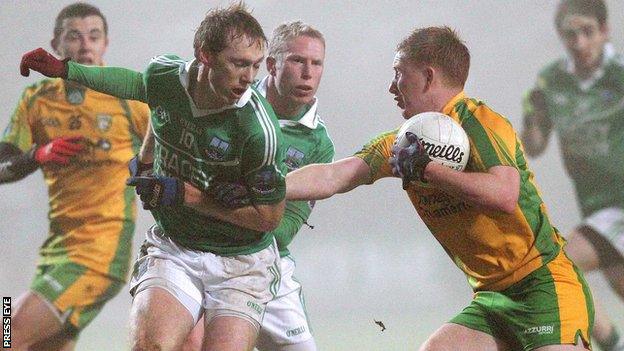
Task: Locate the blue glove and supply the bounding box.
[127,175,184,209]
[389,132,432,190]
[128,155,153,177]
[209,181,250,208]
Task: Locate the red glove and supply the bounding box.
[34,136,85,165]
[20,48,69,78]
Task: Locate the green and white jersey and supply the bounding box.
[524,43,624,216]
[255,77,335,257]
[144,55,286,255]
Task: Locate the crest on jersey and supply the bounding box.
[285,146,305,171]
[66,89,85,105]
[96,114,112,132]
[205,137,230,160]
[153,106,171,123]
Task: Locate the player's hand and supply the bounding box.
[20,48,69,78]
[128,155,153,177]
[389,132,432,190]
[523,88,550,131]
[34,136,85,166]
[208,181,250,208]
[126,175,184,210]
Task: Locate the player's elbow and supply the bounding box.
[496,189,518,214]
[255,202,285,232]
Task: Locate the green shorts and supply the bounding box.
[450,251,594,350]
[31,261,124,333]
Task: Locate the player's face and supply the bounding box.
[206,35,264,107]
[271,36,325,107]
[559,14,608,73]
[389,52,431,119]
[52,15,108,66]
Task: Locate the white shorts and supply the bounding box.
[583,207,624,256]
[129,225,281,329]
[256,255,316,350]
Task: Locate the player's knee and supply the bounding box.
[131,336,178,351]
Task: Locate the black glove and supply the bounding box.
[127,175,184,210]
[389,132,432,190]
[208,181,250,208]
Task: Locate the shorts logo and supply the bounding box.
[153,106,171,123]
[246,301,264,315]
[524,325,554,335]
[42,274,64,293]
[286,325,306,337]
[205,137,230,161]
[96,114,112,132]
[285,146,305,171]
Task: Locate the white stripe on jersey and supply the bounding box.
[150,55,186,67]
[248,90,278,173]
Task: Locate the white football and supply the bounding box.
[394,111,470,171]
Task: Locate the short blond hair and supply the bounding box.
[397,26,470,88]
[268,20,325,62]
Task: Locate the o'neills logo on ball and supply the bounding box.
[420,139,465,164]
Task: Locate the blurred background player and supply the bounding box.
[184,20,334,351]
[522,1,624,350]
[20,3,287,351]
[285,26,594,350]
[0,2,149,350]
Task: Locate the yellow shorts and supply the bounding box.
[31,262,124,333]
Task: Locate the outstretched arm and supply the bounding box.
[20,48,147,103]
[286,157,371,201]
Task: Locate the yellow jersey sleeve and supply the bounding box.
[353,129,398,183]
[2,82,44,151]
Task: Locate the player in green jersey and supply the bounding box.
[21,4,287,351]
[184,20,334,351]
[3,3,150,350]
[522,1,624,350]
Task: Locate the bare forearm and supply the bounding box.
[138,127,155,163]
[286,157,370,201]
[423,163,519,214]
[184,183,284,232]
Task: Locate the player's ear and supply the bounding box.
[198,49,213,67]
[50,37,60,56]
[266,57,277,76]
[424,66,435,91]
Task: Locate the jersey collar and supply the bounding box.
[563,42,615,91]
[180,59,252,117]
[256,76,320,129]
[441,91,466,116]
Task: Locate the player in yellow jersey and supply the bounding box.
[285,26,594,350]
[0,3,149,350]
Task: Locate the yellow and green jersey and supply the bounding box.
[355,91,562,291]
[2,78,150,281]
